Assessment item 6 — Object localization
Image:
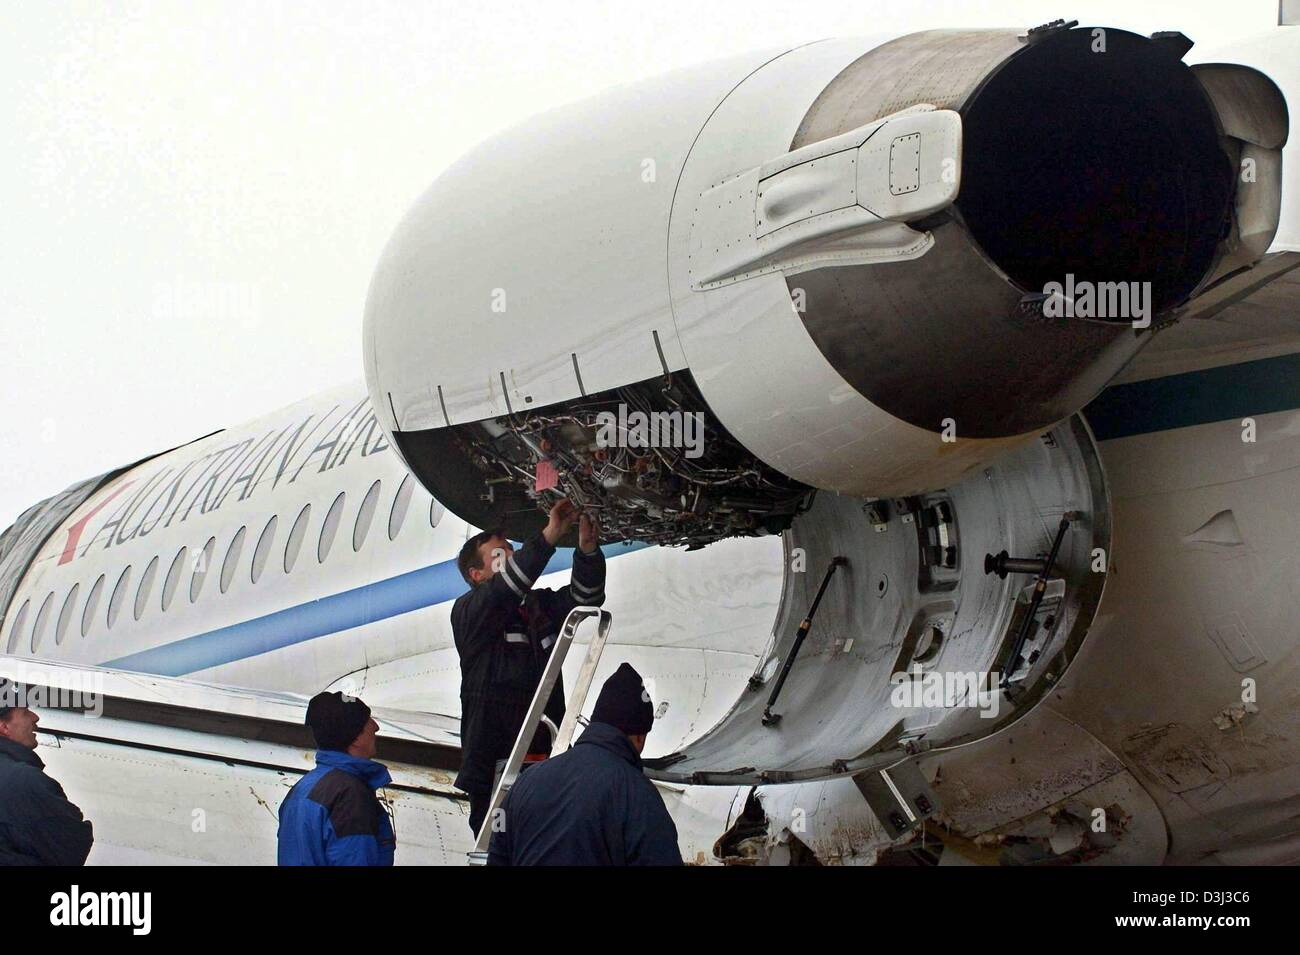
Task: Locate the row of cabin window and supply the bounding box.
[3,475,442,656]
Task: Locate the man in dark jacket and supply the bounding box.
[0,680,94,866]
[488,662,682,866]
[452,497,606,836]
[277,691,396,866]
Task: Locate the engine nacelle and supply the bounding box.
[364,24,1285,547]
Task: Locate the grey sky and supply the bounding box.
[0,0,1284,526]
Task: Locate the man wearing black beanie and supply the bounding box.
[277,691,396,866]
[488,662,682,866]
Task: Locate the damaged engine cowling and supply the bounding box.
[406,373,814,547]
[364,23,1286,548]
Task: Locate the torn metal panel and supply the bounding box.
[726,777,896,865]
[919,703,1168,864]
[925,773,1165,865]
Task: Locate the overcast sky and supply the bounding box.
[0,0,1284,526]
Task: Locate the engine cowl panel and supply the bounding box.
[394,372,814,547]
[364,25,1284,548]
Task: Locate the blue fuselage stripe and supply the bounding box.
[1083,352,1300,441]
[100,542,646,677]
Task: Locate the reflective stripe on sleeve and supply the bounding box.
[570,579,601,598]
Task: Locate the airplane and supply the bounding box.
[2,18,1298,866]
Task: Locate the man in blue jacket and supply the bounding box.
[488,662,683,866]
[277,691,395,866]
[0,679,94,866]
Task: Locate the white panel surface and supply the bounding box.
[365,47,792,430]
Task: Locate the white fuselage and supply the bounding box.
[1,380,787,756]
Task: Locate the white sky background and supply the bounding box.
[0,0,1284,527]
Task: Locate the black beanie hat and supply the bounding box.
[305,691,372,752]
[591,663,654,736]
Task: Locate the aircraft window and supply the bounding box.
[31,592,55,653]
[285,504,311,573]
[162,547,187,611]
[5,600,30,654]
[354,480,382,552]
[134,555,160,621]
[252,516,278,583]
[108,566,133,629]
[81,576,104,638]
[389,475,413,541]
[191,537,216,603]
[430,498,445,528]
[55,583,80,646]
[318,492,346,563]
[221,527,247,594]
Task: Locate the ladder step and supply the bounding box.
[471,606,613,856]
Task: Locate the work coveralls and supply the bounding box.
[451,533,606,834]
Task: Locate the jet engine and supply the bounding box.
[363,22,1286,549]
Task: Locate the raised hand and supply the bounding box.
[543,498,579,545]
[578,513,599,554]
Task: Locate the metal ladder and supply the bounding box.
[468,605,613,861]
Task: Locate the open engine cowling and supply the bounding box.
[363,23,1285,548]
